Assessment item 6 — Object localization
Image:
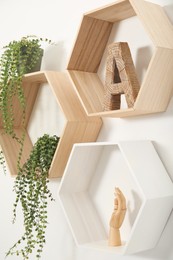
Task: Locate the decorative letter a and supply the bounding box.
[103,42,140,111]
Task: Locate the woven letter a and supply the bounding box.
[103,42,140,111]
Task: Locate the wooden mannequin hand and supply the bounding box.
[109,187,126,246]
[109,187,126,229]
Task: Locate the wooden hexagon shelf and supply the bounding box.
[0,71,102,178]
[67,0,173,117]
[59,140,173,254]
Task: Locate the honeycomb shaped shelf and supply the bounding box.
[0,71,102,178]
[59,140,173,254]
[67,0,173,117]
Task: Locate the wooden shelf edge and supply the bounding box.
[23,70,47,83]
[85,0,135,22]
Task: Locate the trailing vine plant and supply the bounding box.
[6,134,60,259]
[0,35,52,171]
[0,148,6,174]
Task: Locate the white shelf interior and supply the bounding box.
[58,140,173,255]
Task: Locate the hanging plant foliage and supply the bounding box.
[6,134,60,259]
[0,36,52,171]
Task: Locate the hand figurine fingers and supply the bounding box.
[114,198,118,210]
[115,187,126,210]
[115,191,123,214]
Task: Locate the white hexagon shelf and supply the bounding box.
[67,0,173,117]
[0,71,102,177]
[59,140,173,254]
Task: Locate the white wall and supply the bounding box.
[0,0,173,259]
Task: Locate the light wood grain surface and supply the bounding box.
[67,0,173,117]
[0,71,102,177]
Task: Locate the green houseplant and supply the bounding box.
[0,36,59,259]
[6,134,60,259]
[0,35,52,169]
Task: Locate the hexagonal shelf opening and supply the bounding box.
[97,13,154,111]
[27,81,66,144]
[59,141,173,254]
[0,71,102,178]
[67,0,173,117]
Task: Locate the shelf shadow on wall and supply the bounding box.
[135,46,153,85]
[127,189,143,228]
